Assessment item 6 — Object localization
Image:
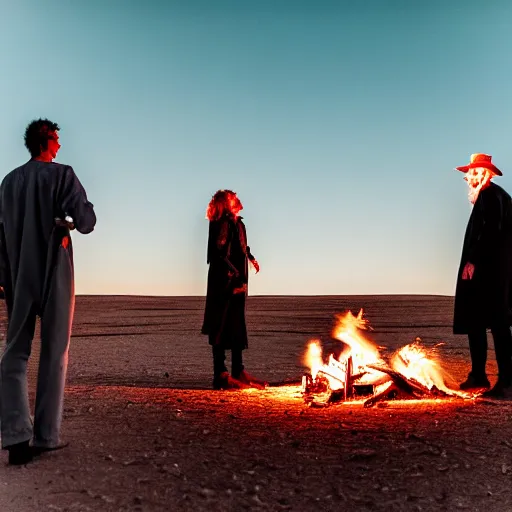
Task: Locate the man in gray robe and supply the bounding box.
[0,118,96,464]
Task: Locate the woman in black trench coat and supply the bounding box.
[201,190,266,390]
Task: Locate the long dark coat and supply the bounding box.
[453,183,512,334]
[201,214,254,350]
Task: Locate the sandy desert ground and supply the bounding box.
[1,295,512,512]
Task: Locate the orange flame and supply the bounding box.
[331,310,385,385]
[390,343,468,398]
[304,339,323,381]
[304,310,386,389]
[304,310,469,400]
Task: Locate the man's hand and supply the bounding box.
[251,259,260,273]
[55,217,75,230]
[462,262,475,280]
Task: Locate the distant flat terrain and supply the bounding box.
[60,294,483,388]
[1,295,509,512]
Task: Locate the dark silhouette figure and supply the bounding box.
[0,119,96,464]
[453,153,512,398]
[201,190,266,390]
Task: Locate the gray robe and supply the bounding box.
[0,159,96,448]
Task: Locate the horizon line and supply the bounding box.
[75,293,454,298]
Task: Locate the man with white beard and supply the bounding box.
[453,153,512,398]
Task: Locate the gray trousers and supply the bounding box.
[0,246,74,448]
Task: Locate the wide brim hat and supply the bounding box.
[455,153,502,176]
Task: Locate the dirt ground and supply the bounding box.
[1,295,512,512]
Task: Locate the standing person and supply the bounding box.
[454,153,512,398]
[201,190,267,390]
[0,118,96,464]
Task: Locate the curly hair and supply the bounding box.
[24,118,60,157]
[206,189,240,221]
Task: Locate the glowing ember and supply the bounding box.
[303,310,470,405]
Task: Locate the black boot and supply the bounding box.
[481,379,512,399]
[236,369,268,389]
[32,442,69,456]
[459,372,490,390]
[212,371,249,390]
[7,441,33,465]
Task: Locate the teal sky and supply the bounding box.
[1,0,511,296]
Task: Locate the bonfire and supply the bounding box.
[302,310,470,407]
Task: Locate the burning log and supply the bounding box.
[363,380,396,408]
[302,374,329,394]
[345,356,353,400]
[317,368,344,387]
[366,363,433,396]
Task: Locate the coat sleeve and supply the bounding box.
[239,221,255,261]
[57,166,96,234]
[466,190,503,265]
[246,246,255,261]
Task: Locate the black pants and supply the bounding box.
[468,325,512,382]
[212,345,244,379]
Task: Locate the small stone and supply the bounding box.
[170,466,181,477]
[252,495,265,506]
[200,488,215,499]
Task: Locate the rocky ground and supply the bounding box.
[0,295,511,512]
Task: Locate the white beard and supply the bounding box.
[468,186,479,205]
[468,182,486,205]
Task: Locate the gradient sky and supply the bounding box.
[1,0,511,296]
